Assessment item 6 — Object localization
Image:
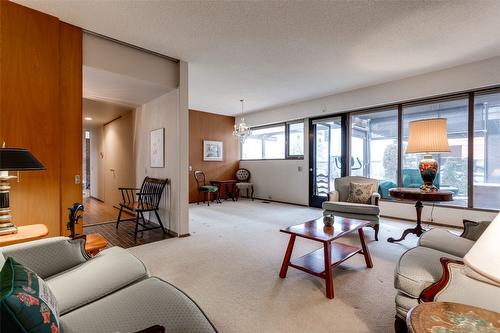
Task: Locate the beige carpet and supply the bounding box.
[129,200,449,333]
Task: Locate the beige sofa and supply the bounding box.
[393,219,499,332]
[0,237,217,333]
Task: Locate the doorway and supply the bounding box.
[309,115,347,208]
[82,98,135,225]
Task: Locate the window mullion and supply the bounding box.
[468,92,474,209]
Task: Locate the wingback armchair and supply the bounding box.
[393,218,496,332]
[322,176,381,240]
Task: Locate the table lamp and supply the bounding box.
[0,145,46,235]
[406,118,450,192]
[464,213,500,285]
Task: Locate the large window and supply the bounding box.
[340,90,500,210]
[241,124,285,160]
[350,109,398,198]
[473,92,500,210]
[402,98,469,207]
[241,121,304,160]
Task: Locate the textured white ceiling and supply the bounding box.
[15,0,500,115]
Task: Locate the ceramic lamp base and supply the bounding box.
[419,155,438,192]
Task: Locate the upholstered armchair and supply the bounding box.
[322,176,381,240]
[393,218,496,332]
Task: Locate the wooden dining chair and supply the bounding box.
[235,168,254,200]
[194,171,220,206]
[115,177,169,241]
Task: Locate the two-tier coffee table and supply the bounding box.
[279,217,373,299]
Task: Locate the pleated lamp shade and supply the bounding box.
[406,118,450,154]
[464,213,500,284]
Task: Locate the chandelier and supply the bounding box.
[233,99,252,142]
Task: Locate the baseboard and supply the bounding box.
[88,196,104,203]
[179,233,190,238]
[252,197,309,207]
[380,214,464,230]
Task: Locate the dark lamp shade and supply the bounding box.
[0,148,46,171]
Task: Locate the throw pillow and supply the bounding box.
[346,182,374,204]
[0,257,59,333]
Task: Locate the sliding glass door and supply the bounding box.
[309,116,345,207]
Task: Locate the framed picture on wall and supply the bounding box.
[203,140,223,161]
[150,128,165,168]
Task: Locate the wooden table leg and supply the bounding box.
[279,234,296,278]
[388,200,427,243]
[230,183,236,201]
[323,241,334,299]
[358,228,373,268]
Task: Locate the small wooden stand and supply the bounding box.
[407,302,500,333]
[84,233,108,256]
[388,188,453,243]
[0,224,48,247]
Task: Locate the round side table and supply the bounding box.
[388,188,453,243]
[407,302,500,333]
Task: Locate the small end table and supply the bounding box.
[210,180,238,201]
[388,188,452,243]
[84,233,108,256]
[407,302,500,333]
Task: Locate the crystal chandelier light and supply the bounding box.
[233,99,252,142]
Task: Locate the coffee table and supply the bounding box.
[279,217,373,299]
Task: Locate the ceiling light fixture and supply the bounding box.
[232,99,252,143]
[84,117,92,121]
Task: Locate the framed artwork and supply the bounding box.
[203,140,223,161]
[150,128,165,168]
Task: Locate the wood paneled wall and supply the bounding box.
[0,1,82,236]
[189,110,240,203]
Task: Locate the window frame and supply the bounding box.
[348,106,400,183]
[401,95,470,208]
[240,120,305,161]
[285,120,305,159]
[309,86,500,212]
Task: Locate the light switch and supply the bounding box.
[75,175,80,184]
[189,165,193,171]
[298,166,302,172]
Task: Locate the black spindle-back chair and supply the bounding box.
[116,177,169,241]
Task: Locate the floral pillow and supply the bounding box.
[0,257,59,333]
[346,182,374,204]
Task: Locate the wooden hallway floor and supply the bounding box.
[82,196,133,225]
[84,220,172,249]
[82,197,171,249]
